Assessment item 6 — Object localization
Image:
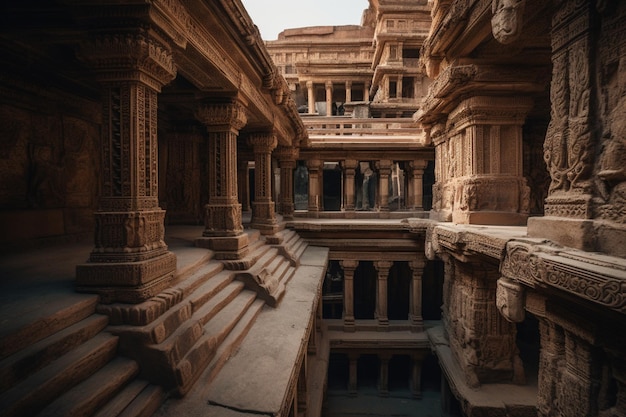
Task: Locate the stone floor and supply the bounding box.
[324,387,442,417]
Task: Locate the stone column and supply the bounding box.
[306,81,315,114]
[340,260,358,332]
[195,99,249,260]
[348,353,359,396]
[374,260,392,330]
[376,160,393,215]
[378,354,391,397]
[342,159,358,215]
[410,354,423,398]
[408,160,428,210]
[325,81,333,116]
[275,146,298,220]
[248,132,278,233]
[397,75,403,99]
[409,260,425,332]
[75,31,177,304]
[238,159,251,212]
[306,159,322,218]
[365,81,371,101]
[345,80,352,103]
[537,319,564,417]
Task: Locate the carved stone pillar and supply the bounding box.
[75,31,177,304]
[409,260,424,332]
[342,159,358,214]
[374,260,392,330]
[340,260,358,332]
[410,354,423,398]
[445,96,533,225]
[195,99,249,260]
[376,160,393,215]
[528,0,625,257]
[378,354,391,397]
[248,132,278,233]
[238,159,250,212]
[345,80,352,103]
[408,161,428,210]
[348,353,359,396]
[275,146,298,220]
[306,159,322,217]
[325,81,333,116]
[306,81,315,114]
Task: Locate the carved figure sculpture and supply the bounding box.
[491,0,526,44]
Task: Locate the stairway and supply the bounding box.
[0,295,163,417]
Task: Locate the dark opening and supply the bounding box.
[422,259,444,320]
[327,352,349,390]
[389,355,411,390]
[354,261,376,319]
[323,165,342,211]
[357,354,379,388]
[322,260,344,319]
[388,261,410,320]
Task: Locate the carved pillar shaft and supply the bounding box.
[325,81,333,116]
[409,260,424,331]
[377,160,392,213]
[375,260,392,329]
[410,355,423,398]
[342,159,357,212]
[306,159,322,217]
[275,146,298,220]
[341,260,358,332]
[409,161,428,210]
[307,81,315,114]
[195,100,249,259]
[537,319,564,417]
[348,353,358,396]
[248,132,278,231]
[378,354,391,397]
[345,80,352,103]
[75,31,177,303]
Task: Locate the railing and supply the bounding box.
[302,116,423,137]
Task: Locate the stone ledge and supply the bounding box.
[427,326,537,417]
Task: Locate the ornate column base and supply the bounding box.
[76,251,177,304]
[343,316,355,333]
[409,314,424,332]
[250,202,279,235]
[196,233,250,260]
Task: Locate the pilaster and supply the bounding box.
[75,30,177,303]
[342,159,358,214]
[374,260,392,330]
[340,259,358,332]
[248,132,278,233]
[376,160,393,215]
[306,159,322,217]
[409,260,425,332]
[195,99,249,259]
[275,146,298,220]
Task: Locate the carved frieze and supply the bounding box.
[502,240,626,314]
[195,100,248,132]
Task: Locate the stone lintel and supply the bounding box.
[75,251,177,304]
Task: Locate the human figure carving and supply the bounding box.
[491,0,526,44]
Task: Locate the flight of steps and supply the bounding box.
[105,258,266,396]
[0,296,163,417]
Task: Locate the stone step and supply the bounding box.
[193,281,246,327]
[171,289,259,395]
[113,384,164,417]
[175,261,225,301]
[36,356,139,417]
[0,332,119,417]
[110,266,232,350]
[91,379,150,417]
[0,295,99,360]
[202,297,265,385]
[0,314,108,394]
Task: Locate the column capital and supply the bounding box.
[374,260,393,272]
[78,31,176,92]
[376,159,393,173]
[247,131,278,152]
[274,145,299,162]
[195,99,248,132]
[409,160,429,171]
[325,80,333,90]
[340,259,359,271]
[341,159,359,170]
[409,259,426,271]
[306,80,314,89]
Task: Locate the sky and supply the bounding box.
[240,0,369,40]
